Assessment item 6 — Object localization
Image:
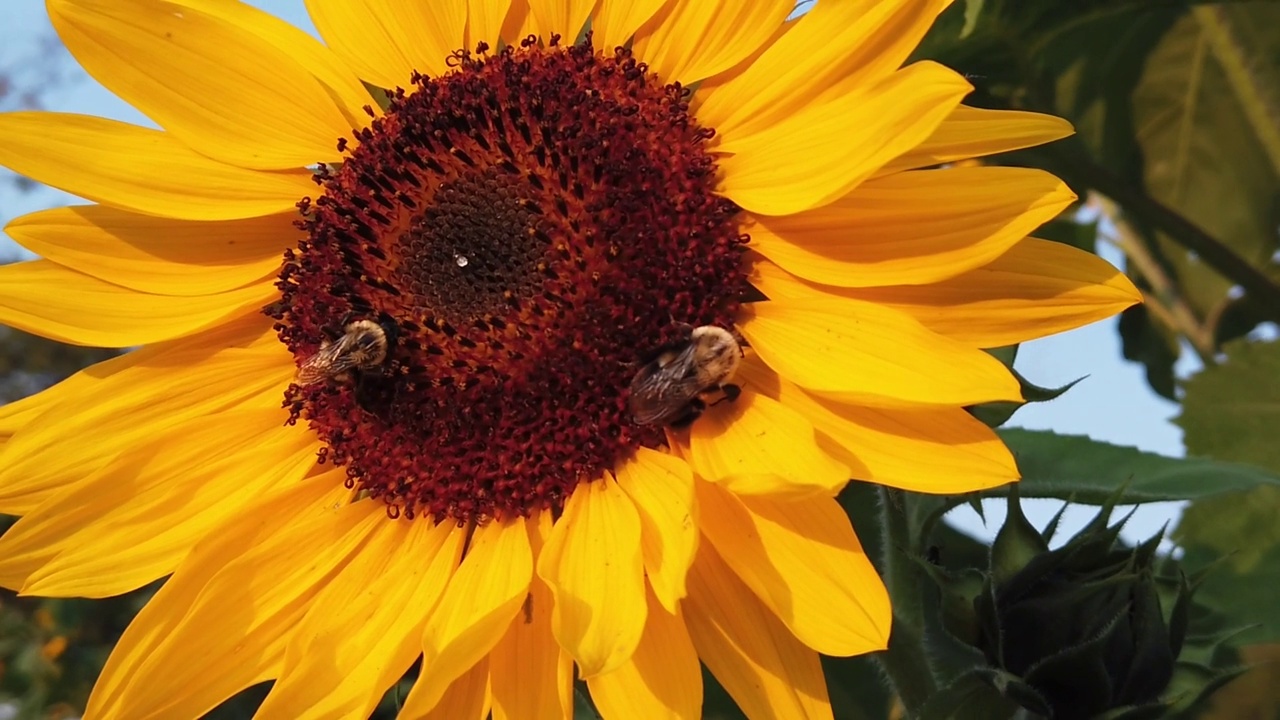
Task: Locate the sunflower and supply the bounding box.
[0,0,1138,717]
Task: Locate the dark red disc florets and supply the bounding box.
[270,38,748,523]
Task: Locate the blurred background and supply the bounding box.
[1,0,1277,718]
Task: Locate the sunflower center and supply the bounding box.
[270,38,748,523]
[398,170,541,325]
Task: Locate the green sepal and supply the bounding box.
[1163,571,1192,658]
[982,668,1054,717]
[968,368,1085,428]
[916,669,1024,720]
[1039,498,1071,545]
[1114,566,1174,704]
[361,81,394,112]
[912,554,986,644]
[1162,661,1249,712]
[1020,609,1126,716]
[974,576,1004,667]
[966,492,986,522]
[573,687,600,719]
[990,487,1048,585]
[917,556,991,681]
[1095,703,1170,720]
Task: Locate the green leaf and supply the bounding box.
[1174,339,1280,646]
[1175,487,1280,645]
[1213,291,1278,346]
[1176,486,1280,574]
[997,429,1280,503]
[960,0,985,39]
[1035,6,1180,173]
[1133,8,1280,336]
[1118,298,1180,401]
[1036,211,1100,253]
[1178,339,1280,474]
[916,0,1280,385]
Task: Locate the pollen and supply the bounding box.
[270,37,749,523]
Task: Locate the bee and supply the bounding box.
[628,324,744,428]
[296,316,397,386]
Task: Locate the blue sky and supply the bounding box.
[0,0,1191,543]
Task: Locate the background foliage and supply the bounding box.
[2,0,1279,718]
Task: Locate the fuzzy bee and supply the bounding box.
[296,316,397,387]
[628,324,744,428]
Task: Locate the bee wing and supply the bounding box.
[628,346,705,425]
[295,339,363,385]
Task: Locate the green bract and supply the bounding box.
[919,490,1244,720]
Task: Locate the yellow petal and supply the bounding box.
[684,542,833,720]
[613,448,698,614]
[0,392,47,445]
[5,205,293,296]
[172,0,375,127]
[747,166,1075,287]
[879,105,1075,175]
[718,62,972,217]
[527,0,596,42]
[4,409,317,597]
[395,1,474,80]
[258,516,464,720]
[685,389,850,498]
[537,475,647,678]
[737,355,1018,493]
[404,657,491,720]
[49,0,352,170]
[587,584,701,720]
[593,0,670,53]
[738,296,1022,407]
[416,517,533,713]
[84,471,351,716]
[696,0,951,138]
[0,324,287,514]
[305,0,467,87]
[490,510,574,720]
[501,0,538,43]
[855,238,1143,346]
[0,260,275,347]
[632,0,793,85]
[468,0,510,47]
[90,487,383,720]
[0,112,315,220]
[697,482,890,656]
[0,317,265,461]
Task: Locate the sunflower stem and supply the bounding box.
[871,487,937,717]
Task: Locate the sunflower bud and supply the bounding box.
[922,490,1243,719]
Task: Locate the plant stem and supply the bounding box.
[1090,193,1215,360]
[873,488,937,717]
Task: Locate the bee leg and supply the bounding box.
[352,372,384,416]
[708,383,742,407]
[375,312,400,346]
[668,398,707,429]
